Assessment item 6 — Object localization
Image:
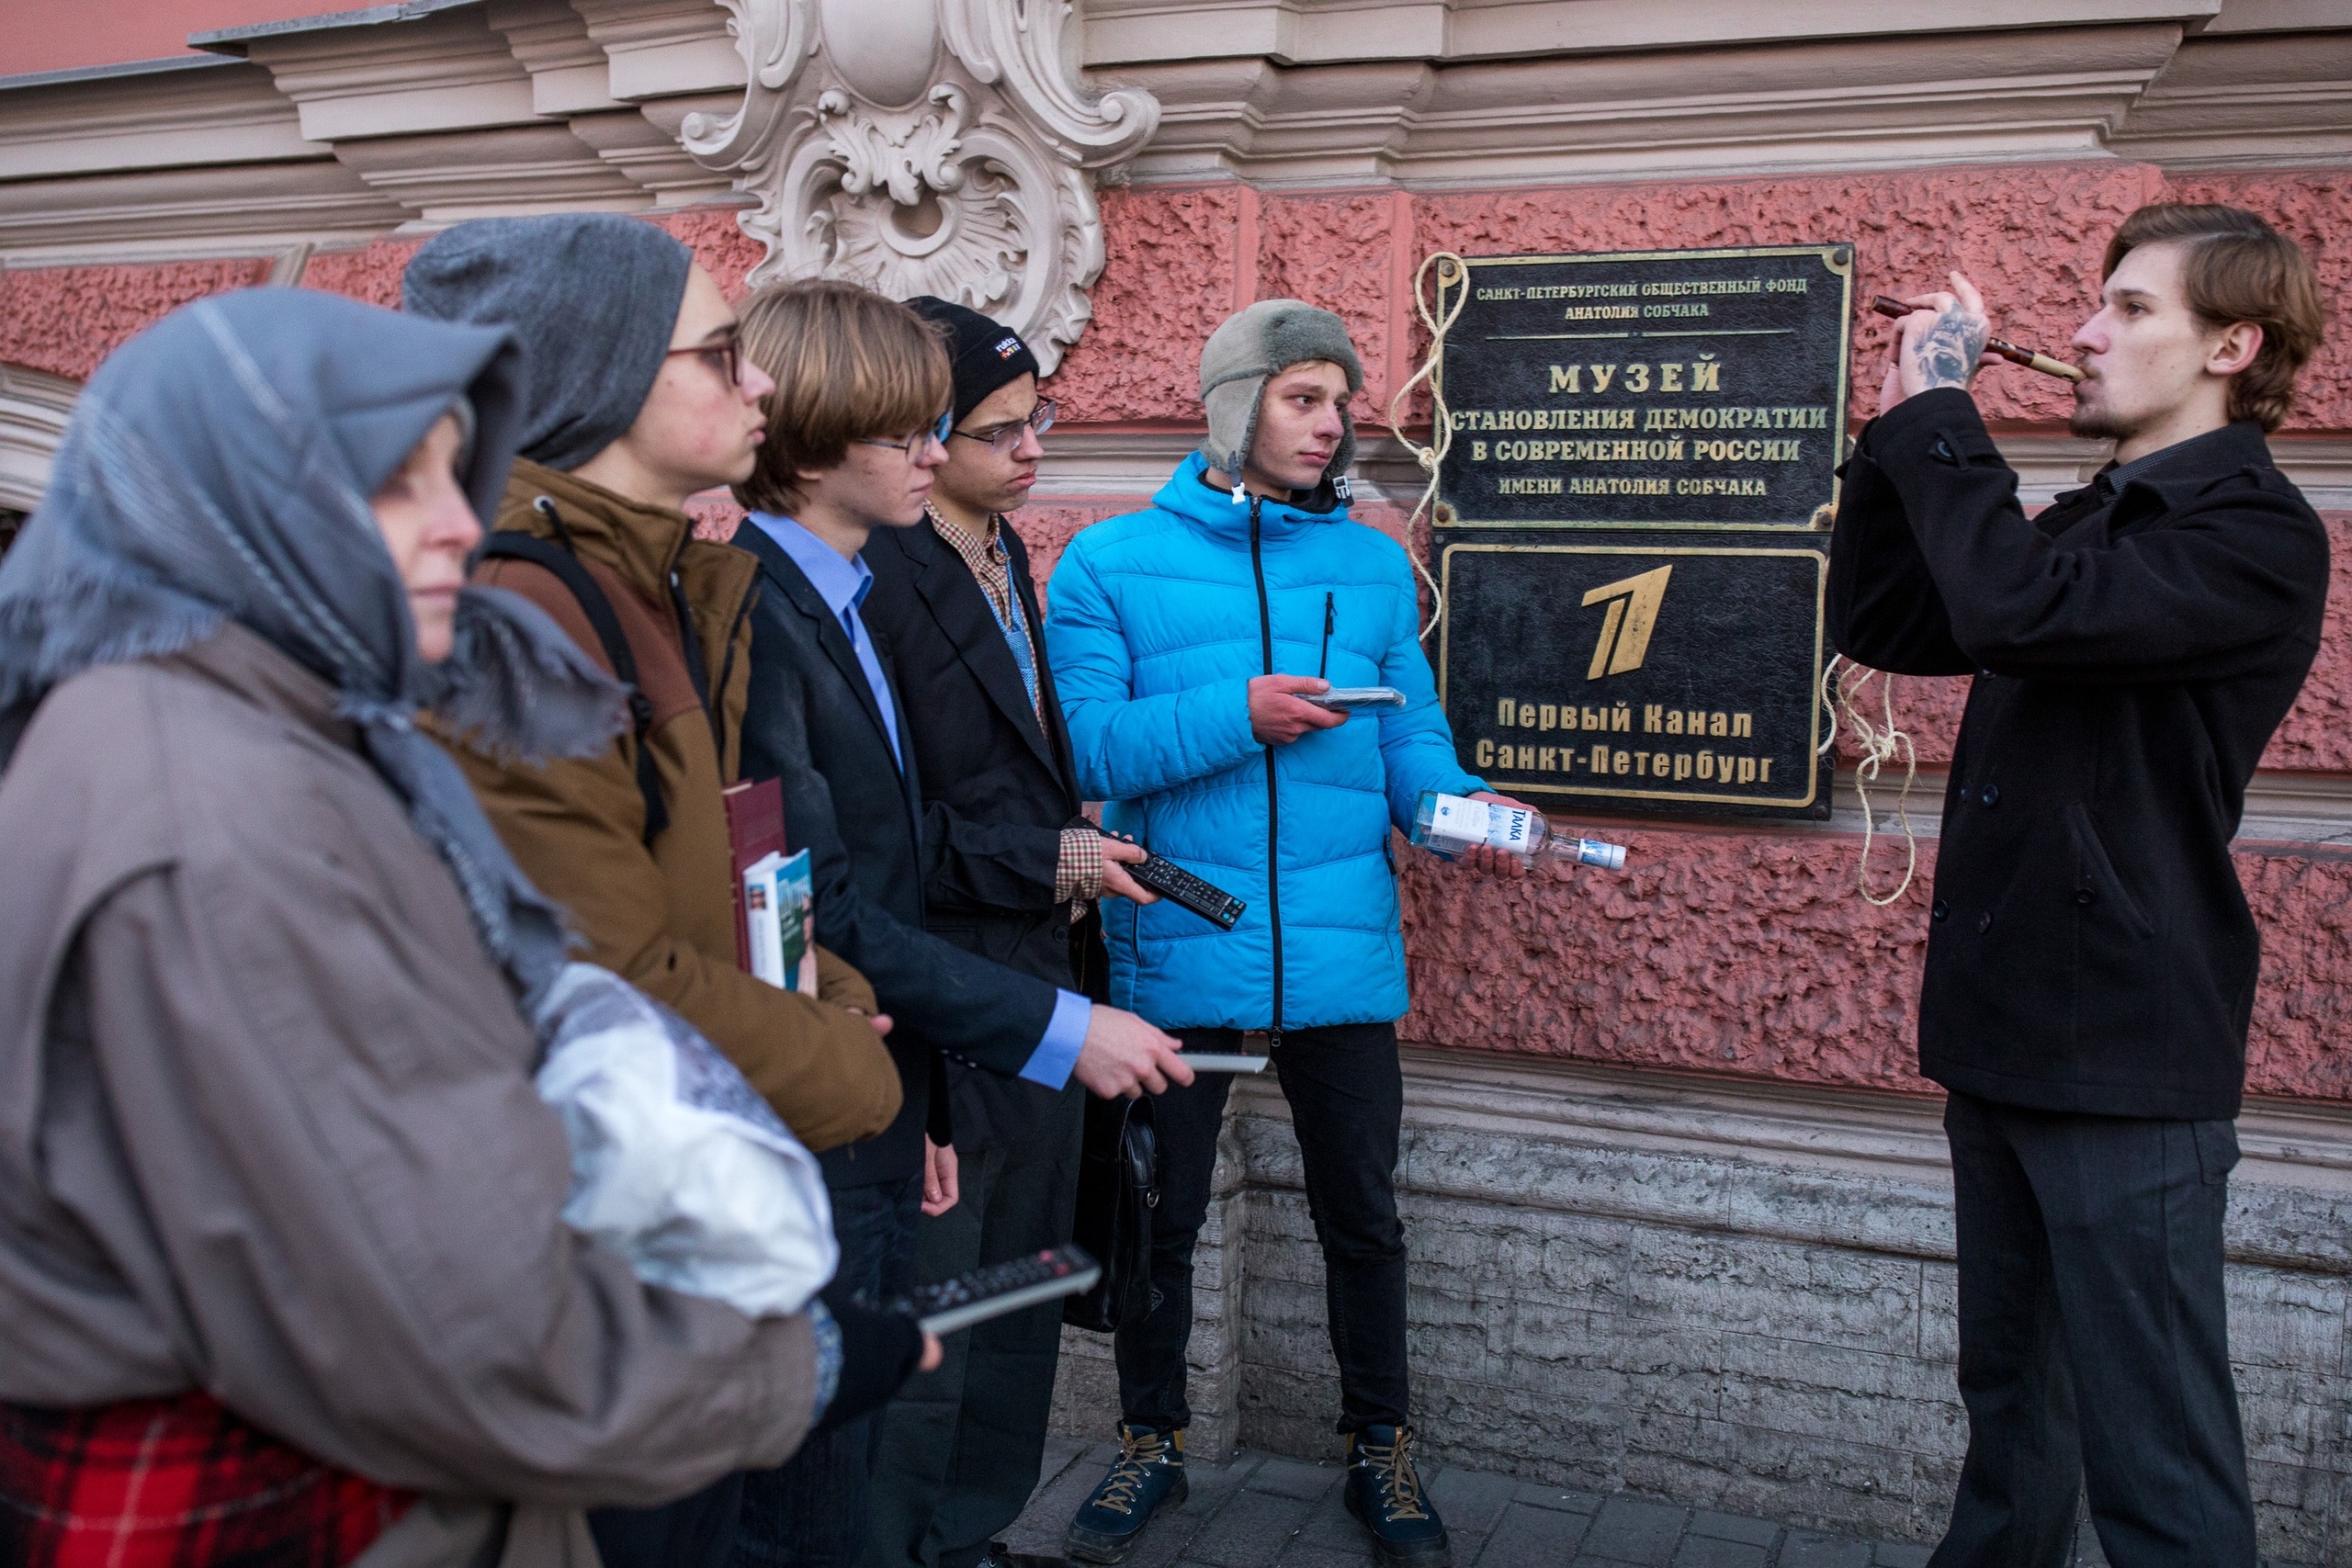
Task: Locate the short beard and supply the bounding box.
[2068,400,2139,444]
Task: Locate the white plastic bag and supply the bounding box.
[530,964,837,1316]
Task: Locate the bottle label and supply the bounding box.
[1426,793,1538,855]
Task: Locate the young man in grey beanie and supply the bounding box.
[404,216,935,1568]
[1045,301,1525,1568]
[856,298,1163,1568]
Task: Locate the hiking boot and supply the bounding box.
[1066,1424,1187,1563]
[1344,1425,1451,1568]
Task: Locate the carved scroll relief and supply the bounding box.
[683,0,1158,376]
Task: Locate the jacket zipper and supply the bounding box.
[1318,592,1334,681]
[1249,496,1283,1050]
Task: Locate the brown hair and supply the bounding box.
[2101,203,2326,432]
[732,279,952,513]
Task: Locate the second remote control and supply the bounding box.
[1098,829,1247,931]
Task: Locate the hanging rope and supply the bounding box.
[1817,654,1920,906]
[1385,251,1470,641]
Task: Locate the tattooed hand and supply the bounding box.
[1877,270,1991,414]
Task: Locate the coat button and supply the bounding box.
[1976,912,1993,933]
[1979,784,1999,807]
[2076,888,2095,906]
[1931,898,1949,923]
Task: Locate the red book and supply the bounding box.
[723,777,786,973]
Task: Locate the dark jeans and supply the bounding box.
[1117,1022,1408,1436]
[737,1173,924,1568]
[864,1087,1085,1568]
[590,1473,745,1568]
[1930,1090,2255,1568]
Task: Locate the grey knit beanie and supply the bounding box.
[401,214,694,472]
[1198,299,1364,503]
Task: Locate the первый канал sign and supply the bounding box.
[1426,242,1853,820]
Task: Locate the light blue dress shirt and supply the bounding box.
[747,511,1090,1089]
[748,511,902,768]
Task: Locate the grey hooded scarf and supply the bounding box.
[1197,298,1365,510]
[0,287,625,1003]
[402,213,694,472]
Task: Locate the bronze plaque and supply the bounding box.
[1428,243,1853,820]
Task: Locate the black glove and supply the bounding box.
[812,1300,922,1433]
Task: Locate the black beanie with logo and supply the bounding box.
[906,296,1041,425]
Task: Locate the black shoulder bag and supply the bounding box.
[1063,1091,1159,1333]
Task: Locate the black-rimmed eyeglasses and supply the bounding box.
[952,398,1057,456]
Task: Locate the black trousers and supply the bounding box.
[1930,1090,2256,1568]
[864,1087,1085,1568]
[1116,1022,1408,1436]
[738,1174,923,1568]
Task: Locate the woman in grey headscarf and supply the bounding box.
[0,288,914,1568]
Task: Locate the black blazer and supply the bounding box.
[732,519,1058,1187]
[1826,389,2328,1122]
[864,519,1107,1151]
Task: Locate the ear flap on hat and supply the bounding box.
[1200,375,1263,488]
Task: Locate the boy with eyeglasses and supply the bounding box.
[401,214,919,1568]
[855,299,1165,1568]
[726,280,1193,1568]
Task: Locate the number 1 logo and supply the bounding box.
[1581,565,1673,681]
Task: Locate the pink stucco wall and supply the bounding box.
[6,161,2345,1101]
[1046,164,2352,436]
[0,0,345,75]
[1015,162,2352,1102]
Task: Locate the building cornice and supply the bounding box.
[0,2,2340,286]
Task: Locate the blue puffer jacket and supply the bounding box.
[1045,454,1481,1032]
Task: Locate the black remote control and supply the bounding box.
[1098,829,1247,931]
[891,1246,1102,1336]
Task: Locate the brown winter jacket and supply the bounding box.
[443,461,900,1152]
[0,626,825,1562]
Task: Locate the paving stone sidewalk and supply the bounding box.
[1005,1439,2325,1568]
[1004,1440,1943,1568]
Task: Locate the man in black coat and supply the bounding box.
[1827,203,2329,1567]
[856,299,1161,1568]
[725,281,1191,1568]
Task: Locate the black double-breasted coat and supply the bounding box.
[1827,388,2328,1120]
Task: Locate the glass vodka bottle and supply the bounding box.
[1408,790,1627,872]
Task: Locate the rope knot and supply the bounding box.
[1817,654,1918,906]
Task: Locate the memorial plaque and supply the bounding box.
[1437,244,1854,529]
[1438,545,1826,814]
[1427,243,1854,820]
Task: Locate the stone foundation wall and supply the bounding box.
[1053,1050,2352,1562]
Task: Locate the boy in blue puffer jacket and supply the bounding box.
[1046,300,1526,1568]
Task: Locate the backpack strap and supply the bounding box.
[481,525,670,846]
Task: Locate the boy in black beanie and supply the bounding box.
[856,297,1160,1568]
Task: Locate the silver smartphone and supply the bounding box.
[1304,686,1408,713]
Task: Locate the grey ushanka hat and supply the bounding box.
[1198,299,1364,502]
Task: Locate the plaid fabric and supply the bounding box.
[924,505,1023,648]
[0,1392,412,1568]
[1056,825,1106,907]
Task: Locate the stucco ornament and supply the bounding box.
[682,0,1159,376]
